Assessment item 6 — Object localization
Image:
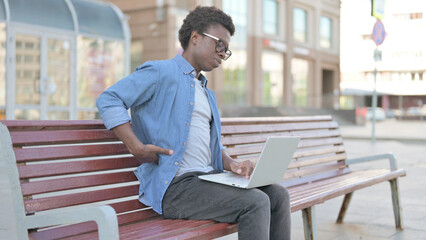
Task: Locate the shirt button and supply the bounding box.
[190,102,193,106]
[175,162,179,166]
[186,122,190,126]
[191,84,194,88]
[183,142,186,146]
[165,181,168,185]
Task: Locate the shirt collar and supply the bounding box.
[173,54,208,87]
[173,54,196,76]
[198,74,208,88]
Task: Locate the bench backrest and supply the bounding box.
[221,116,347,187]
[0,115,346,239]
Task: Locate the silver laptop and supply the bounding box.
[199,136,300,189]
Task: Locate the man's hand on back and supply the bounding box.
[111,122,173,164]
[129,143,174,164]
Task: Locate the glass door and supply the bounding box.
[13,31,72,120]
[14,34,41,119]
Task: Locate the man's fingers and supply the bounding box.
[241,161,253,178]
[149,145,174,155]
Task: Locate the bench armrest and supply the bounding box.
[346,153,398,170]
[25,205,119,240]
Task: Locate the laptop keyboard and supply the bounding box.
[224,173,249,185]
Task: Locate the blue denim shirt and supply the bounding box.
[96,54,224,214]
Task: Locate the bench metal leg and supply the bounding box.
[302,206,317,240]
[336,192,353,224]
[389,179,404,230]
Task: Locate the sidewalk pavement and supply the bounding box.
[339,119,426,142]
[1,119,426,240]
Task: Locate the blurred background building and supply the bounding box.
[340,0,426,120]
[0,0,130,120]
[1,0,424,122]
[107,0,342,118]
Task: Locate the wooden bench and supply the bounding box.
[0,115,406,240]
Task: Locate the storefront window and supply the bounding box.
[77,37,124,119]
[262,51,283,106]
[47,39,70,107]
[15,34,41,106]
[291,58,309,107]
[223,0,247,106]
[0,23,5,119]
[223,55,246,105]
[130,39,143,72]
[263,0,278,35]
[293,8,307,43]
[320,16,332,49]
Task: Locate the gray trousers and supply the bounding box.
[162,172,291,240]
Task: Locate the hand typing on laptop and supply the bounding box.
[222,152,254,179]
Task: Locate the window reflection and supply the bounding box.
[47,39,70,107]
[294,8,307,43]
[77,37,124,119]
[320,16,332,49]
[15,109,40,120]
[223,0,247,106]
[15,34,41,105]
[291,58,309,107]
[263,0,278,35]
[262,51,283,106]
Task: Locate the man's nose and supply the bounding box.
[218,51,226,59]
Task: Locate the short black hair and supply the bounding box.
[178,6,235,50]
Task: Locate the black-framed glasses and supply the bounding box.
[202,32,232,60]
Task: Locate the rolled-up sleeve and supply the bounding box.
[96,63,158,130]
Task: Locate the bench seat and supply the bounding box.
[0,115,406,240]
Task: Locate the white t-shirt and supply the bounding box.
[175,78,214,176]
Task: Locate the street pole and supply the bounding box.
[371,17,385,145]
[372,47,378,145]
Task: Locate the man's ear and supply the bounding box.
[190,31,200,46]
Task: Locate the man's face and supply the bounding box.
[193,24,231,73]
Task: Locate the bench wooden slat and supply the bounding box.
[150,222,238,240]
[10,129,118,146]
[225,144,264,157]
[24,185,139,212]
[122,219,215,240]
[224,137,344,157]
[281,168,351,188]
[221,129,341,146]
[297,137,343,148]
[289,153,347,169]
[284,161,346,179]
[289,171,378,197]
[289,169,405,200]
[1,119,104,131]
[18,157,139,178]
[21,171,137,195]
[58,219,216,240]
[221,121,338,135]
[288,169,406,212]
[293,145,345,159]
[220,115,333,125]
[109,199,150,214]
[14,143,130,162]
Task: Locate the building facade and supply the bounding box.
[0,0,130,120]
[340,0,426,116]
[108,0,341,116]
